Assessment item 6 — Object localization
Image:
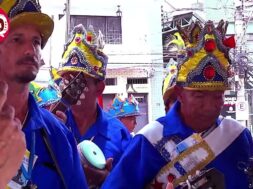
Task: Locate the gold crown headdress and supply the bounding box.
[57,24,108,80]
[175,20,235,91]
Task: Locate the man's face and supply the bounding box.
[119,116,137,133]
[0,25,41,83]
[178,88,224,130]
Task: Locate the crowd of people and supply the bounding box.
[0,0,252,189]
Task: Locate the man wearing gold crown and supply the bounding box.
[0,0,88,188]
[57,24,132,187]
[101,20,253,189]
[162,64,178,113]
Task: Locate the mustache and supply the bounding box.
[16,56,39,67]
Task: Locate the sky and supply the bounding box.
[163,0,202,10]
[39,0,201,13]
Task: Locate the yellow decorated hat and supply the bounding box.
[49,66,62,86]
[0,0,54,48]
[162,64,177,104]
[58,24,108,81]
[175,20,235,91]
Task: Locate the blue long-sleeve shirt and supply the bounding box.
[66,105,132,168]
[20,94,88,189]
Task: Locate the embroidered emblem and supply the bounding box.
[203,65,216,81]
[7,149,38,189]
[71,55,78,65]
[0,8,9,42]
[157,141,215,187]
[149,134,215,188]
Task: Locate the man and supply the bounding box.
[57,24,132,187]
[0,0,87,188]
[101,20,253,189]
[107,94,140,133]
[0,81,26,188]
[162,64,177,113]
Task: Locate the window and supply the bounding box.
[128,93,147,103]
[70,15,122,44]
[135,97,146,103]
[105,78,117,86]
[127,78,148,84]
[248,34,253,41]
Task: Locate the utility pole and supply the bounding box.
[234,0,250,127]
[65,0,70,43]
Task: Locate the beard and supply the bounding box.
[14,56,39,83]
[14,72,37,83]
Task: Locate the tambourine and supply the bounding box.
[78,140,106,169]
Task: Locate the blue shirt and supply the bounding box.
[22,94,88,189]
[102,101,253,189]
[66,105,132,167]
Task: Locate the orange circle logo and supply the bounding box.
[0,8,9,42]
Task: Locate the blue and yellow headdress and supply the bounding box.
[50,66,62,86]
[29,81,61,108]
[162,64,177,104]
[0,0,54,48]
[175,20,235,91]
[58,24,108,80]
[107,95,140,118]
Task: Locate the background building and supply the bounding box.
[38,0,253,133]
[38,0,165,132]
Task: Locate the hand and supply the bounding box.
[166,182,174,189]
[0,81,26,188]
[83,158,113,187]
[54,110,67,123]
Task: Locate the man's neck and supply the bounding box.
[5,81,29,125]
[179,110,216,133]
[72,104,98,135]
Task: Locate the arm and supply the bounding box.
[245,128,253,156]
[0,81,26,188]
[54,110,67,124]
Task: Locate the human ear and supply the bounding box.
[174,85,183,103]
[96,81,105,96]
